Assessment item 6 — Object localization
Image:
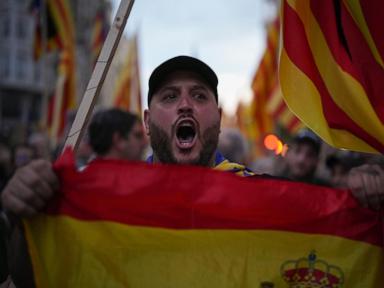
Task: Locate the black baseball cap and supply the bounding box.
[147,56,218,106]
[292,129,322,155]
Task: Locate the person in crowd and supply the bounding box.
[27,132,51,161]
[278,129,329,186]
[88,108,147,162]
[218,128,249,165]
[325,152,364,189]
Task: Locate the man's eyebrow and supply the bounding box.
[190,85,209,91]
[157,86,180,93]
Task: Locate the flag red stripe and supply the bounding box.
[49,150,383,247]
[286,117,300,132]
[339,1,384,121]
[272,100,286,118]
[360,1,384,61]
[311,0,384,121]
[283,1,384,152]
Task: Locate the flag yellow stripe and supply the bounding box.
[266,86,283,113]
[280,48,330,138]
[23,220,44,288]
[48,0,75,48]
[328,127,378,153]
[279,106,295,126]
[343,0,384,68]
[280,48,377,152]
[24,215,384,288]
[287,0,384,147]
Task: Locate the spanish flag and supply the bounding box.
[280,0,384,153]
[23,149,383,287]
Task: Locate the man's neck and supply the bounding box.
[98,150,124,160]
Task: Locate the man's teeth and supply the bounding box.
[180,135,194,143]
[177,124,195,144]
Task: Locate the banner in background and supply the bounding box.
[280,0,384,153]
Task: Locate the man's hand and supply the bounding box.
[1,160,59,217]
[347,164,384,210]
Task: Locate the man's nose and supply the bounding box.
[177,94,193,114]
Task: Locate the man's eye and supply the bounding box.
[193,93,207,100]
[162,94,177,101]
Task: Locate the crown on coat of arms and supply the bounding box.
[280,251,344,288]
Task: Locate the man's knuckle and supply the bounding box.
[23,190,38,203]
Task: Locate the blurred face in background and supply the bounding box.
[329,164,349,188]
[285,142,319,180]
[121,120,147,161]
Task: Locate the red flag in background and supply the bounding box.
[47,50,76,146]
[113,35,142,117]
[280,0,384,153]
[23,149,384,287]
[238,17,301,159]
[253,17,302,135]
[90,6,109,66]
[30,0,61,59]
[32,0,77,146]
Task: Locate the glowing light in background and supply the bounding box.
[264,134,287,156]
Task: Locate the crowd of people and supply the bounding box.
[0,55,383,286]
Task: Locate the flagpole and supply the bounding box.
[63,0,135,153]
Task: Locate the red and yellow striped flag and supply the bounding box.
[252,17,302,137]
[23,149,384,287]
[238,17,301,159]
[30,0,60,59]
[90,8,108,66]
[45,0,76,145]
[113,35,142,116]
[280,0,384,153]
[236,102,260,158]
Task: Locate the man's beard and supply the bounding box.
[149,121,220,167]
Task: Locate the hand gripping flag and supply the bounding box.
[23,149,383,287]
[280,0,384,153]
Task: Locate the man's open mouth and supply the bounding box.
[175,120,197,149]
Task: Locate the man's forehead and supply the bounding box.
[292,141,319,154]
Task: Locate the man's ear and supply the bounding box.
[144,109,150,136]
[111,132,123,150]
[218,107,222,133]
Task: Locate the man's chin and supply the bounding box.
[173,150,200,165]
